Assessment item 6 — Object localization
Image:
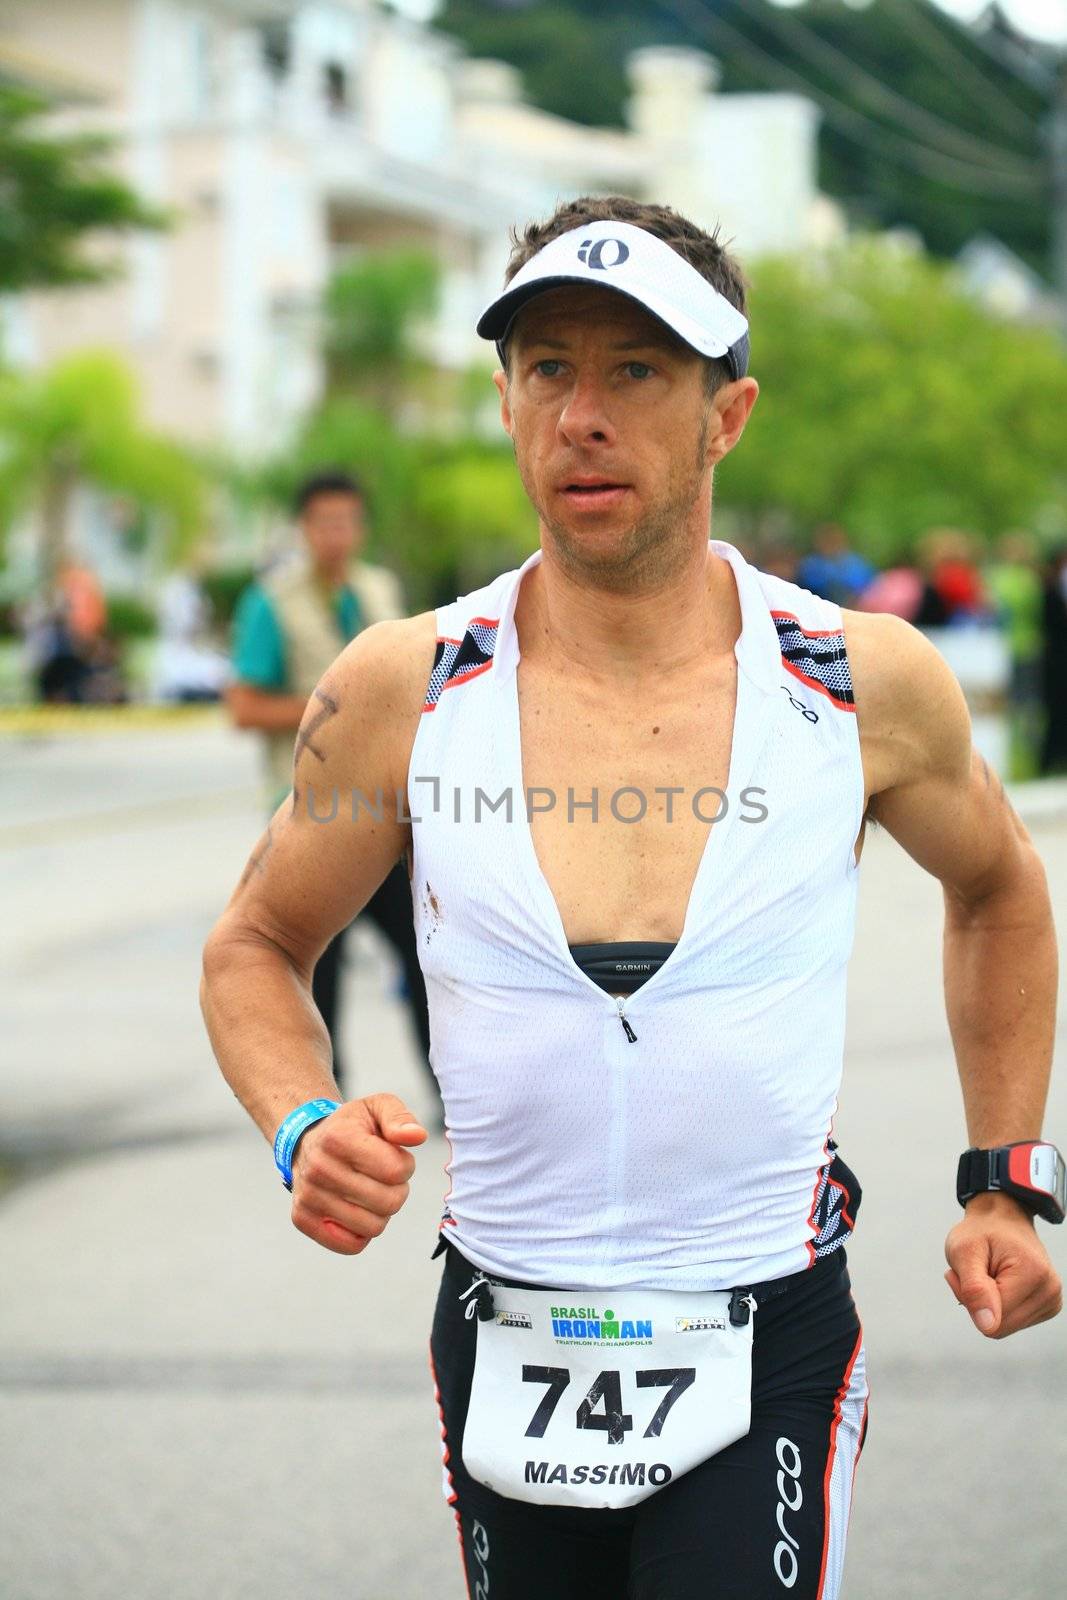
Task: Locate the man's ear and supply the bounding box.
[493,368,514,439]
[706,377,759,466]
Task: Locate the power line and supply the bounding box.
[955,11,1058,96]
[653,0,1046,197]
[886,0,1038,140]
[731,0,1038,177]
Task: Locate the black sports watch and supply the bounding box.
[956,1141,1066,1224]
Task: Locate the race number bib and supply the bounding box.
[462,1280,755,1509]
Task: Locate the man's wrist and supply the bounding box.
[273,1098,343,1190]
[962,1190,1035,1224]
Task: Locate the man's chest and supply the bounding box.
[516,661,737,944]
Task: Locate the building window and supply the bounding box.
[259,19,290,80]
[324,61,349,115]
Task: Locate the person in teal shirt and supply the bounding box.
[232,582,362,703]
[226,469,433,1107]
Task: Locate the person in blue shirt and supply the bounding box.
[797,523,875,607]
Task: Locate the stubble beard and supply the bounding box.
[516,410,712,595]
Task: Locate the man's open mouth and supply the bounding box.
[561,481,630,501]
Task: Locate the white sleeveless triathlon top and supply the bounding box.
[407,539,864,1290]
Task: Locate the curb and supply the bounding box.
[0,704,225,736]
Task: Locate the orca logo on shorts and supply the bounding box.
[577,238,630,270]
[472,1518,490,1600]
[773,1436,803,1588]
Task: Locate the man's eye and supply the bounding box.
[626,361,653,379]
[535,359,562,377]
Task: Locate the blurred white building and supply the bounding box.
[2,0,838,458]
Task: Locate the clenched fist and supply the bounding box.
[290,1093,428,1256]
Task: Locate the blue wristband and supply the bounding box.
[273,1098,342,1192]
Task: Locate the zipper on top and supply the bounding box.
[616,996,638,1042]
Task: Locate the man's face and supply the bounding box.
[301,491,363,575]
[494,285,756,589]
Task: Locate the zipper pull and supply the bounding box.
[616,997,638,1042]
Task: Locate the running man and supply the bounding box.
[200,197,1063,1599]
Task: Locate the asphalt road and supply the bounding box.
[1,719,1065,1600]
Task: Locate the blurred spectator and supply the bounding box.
[757,539,798,582]
[226,468,434,1106]
[918,528,989,625]
[855,566,924,621]
[985,531,1044,777]
[796,523,876,606]
[25,559,127,703]
[1040,544,1067,776]
[152,562,229,703]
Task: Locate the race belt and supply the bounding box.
[459,1273,756,1509]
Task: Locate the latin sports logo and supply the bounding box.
[577,238,630,270]
[495,1310,533,1330]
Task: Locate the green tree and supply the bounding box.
[717,238,1067,559]
[322,248,440,419]
[0,351,203,582]
[0,86,168,294]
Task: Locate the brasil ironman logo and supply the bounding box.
[551,1305,652,1342]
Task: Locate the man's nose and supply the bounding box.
[557,373,616,448]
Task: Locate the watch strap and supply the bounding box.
[957,1146,998,1204]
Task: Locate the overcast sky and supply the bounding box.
[772,0,1067,46]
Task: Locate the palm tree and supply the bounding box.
[0,351,203,586]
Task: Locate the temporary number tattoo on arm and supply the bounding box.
[978,753,1010,807]
[294,687,340,769]
[238,819,274,888]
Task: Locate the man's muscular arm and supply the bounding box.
[200,613,438,1256]
[850,611,1062,1338]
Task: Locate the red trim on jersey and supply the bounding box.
[816,1326,865,1599]
[437,634,464,645]
[805,1127,835,1266]
[770,610,843,639]
[782,658,857,711]
[468,615,500,629]
[440,660,494,693]
[422,657,495,713]
[827,1173,853,1235]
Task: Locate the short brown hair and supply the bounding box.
[504,195,747,393]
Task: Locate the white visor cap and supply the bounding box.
[477,220,750,380]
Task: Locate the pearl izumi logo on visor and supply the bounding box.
[577,237,630,270]
[477,220,750,380]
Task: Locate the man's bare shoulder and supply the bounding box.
[332,610,439,703]
[305,610,439,791]
[840,607,970,797]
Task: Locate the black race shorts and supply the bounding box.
[429,1239,869,1600]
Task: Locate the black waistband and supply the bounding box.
[568,941,678,995]
[432,1230,844,1306]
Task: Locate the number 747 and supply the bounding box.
[522,1365,696,1446]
